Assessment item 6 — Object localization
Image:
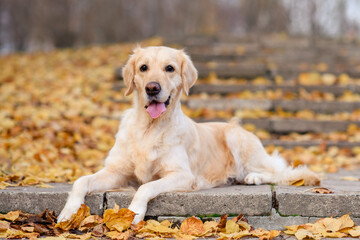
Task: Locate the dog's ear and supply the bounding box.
[122,48,140,96]
[181,51,198,95]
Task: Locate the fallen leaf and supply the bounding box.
[311,187,334,194]
[349,226,360,237]
[103,205,134,232]
[79,214,103,231]
[341,176,359,181]
[217,214,228,229]
[225,219,240,234]
[35,183,54,188]
[290,179,305,186]
[55,204,90,231]
[0,220,10,231]
[180,216,205,236]
[295,228,321,240]
[142,219,177,235]
[106,230,133,240]
[0,211,20,221]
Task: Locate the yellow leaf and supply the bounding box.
[284,225,300,235]
[225,219,240,234]
[60,232,92,239]
[203,221,218,234]
[180,216,205,236]
[341,176,359,181]
[0,210,20,221]
[0,220,10,231]
[143,219,176,234]
[295,228,321,240]
[103,205,134,232]
[290,179,305,186]
[349,226,360,237]
[35,183,54,188]
[55,204,90,231]
[338,214,354,229]
[106,230,133,240]
[6,228,39,239]
[238,220,251,231]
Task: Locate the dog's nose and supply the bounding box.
[145,82,161,96]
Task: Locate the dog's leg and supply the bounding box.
[57,168,126,223]
[129,171,194,224]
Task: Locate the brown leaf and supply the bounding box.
[180,216,205,236]
[217,214,228,229]
[311,187,334,194]
[79,214,103,231]
[92,223,108,237]
[55,204,90,231]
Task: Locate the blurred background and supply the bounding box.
[1,0,360,54]
[1,0,360,188]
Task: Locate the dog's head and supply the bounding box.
[122,46,197,119]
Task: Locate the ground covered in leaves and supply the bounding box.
[1,204,360,240]
[1,38,360,189]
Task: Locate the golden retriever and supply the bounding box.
[58,46,320,224]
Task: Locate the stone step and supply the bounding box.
[0,170,359,230]
[198,118,360,133]
[113,83,360,96]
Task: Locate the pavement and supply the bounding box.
[0,169,359,231]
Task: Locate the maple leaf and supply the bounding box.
[55,204,90,231]
[180,216,205,236]
[103,204,135,232]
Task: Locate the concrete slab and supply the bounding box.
[276,170,360,218]
[0,183,104,215]
[106,185,272,217]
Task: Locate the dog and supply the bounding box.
[58,46,320,224]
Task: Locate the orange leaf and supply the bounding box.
[103,205,135,232]
[180,216,205,236]
[55,204,90,231]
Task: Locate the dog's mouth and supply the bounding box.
[144,95,171,119]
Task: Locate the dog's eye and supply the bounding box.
[140,64,148,72]
[165,65,175,72]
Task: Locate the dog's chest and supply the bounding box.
[128,130,168,183]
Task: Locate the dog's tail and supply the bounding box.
[268,150,321,186]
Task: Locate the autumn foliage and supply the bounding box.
[1,204,359,239]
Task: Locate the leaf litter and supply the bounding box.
[2,204,359,239]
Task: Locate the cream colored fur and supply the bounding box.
[58,46,320,224]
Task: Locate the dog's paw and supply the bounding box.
[57,202,82,223]
[128,203,146,225]
[244,173,265,185]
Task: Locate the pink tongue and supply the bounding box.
[146,102,166,119]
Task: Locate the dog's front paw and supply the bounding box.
[245,173,265,185]
[57,201,82,223]
[129,203,146,225]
